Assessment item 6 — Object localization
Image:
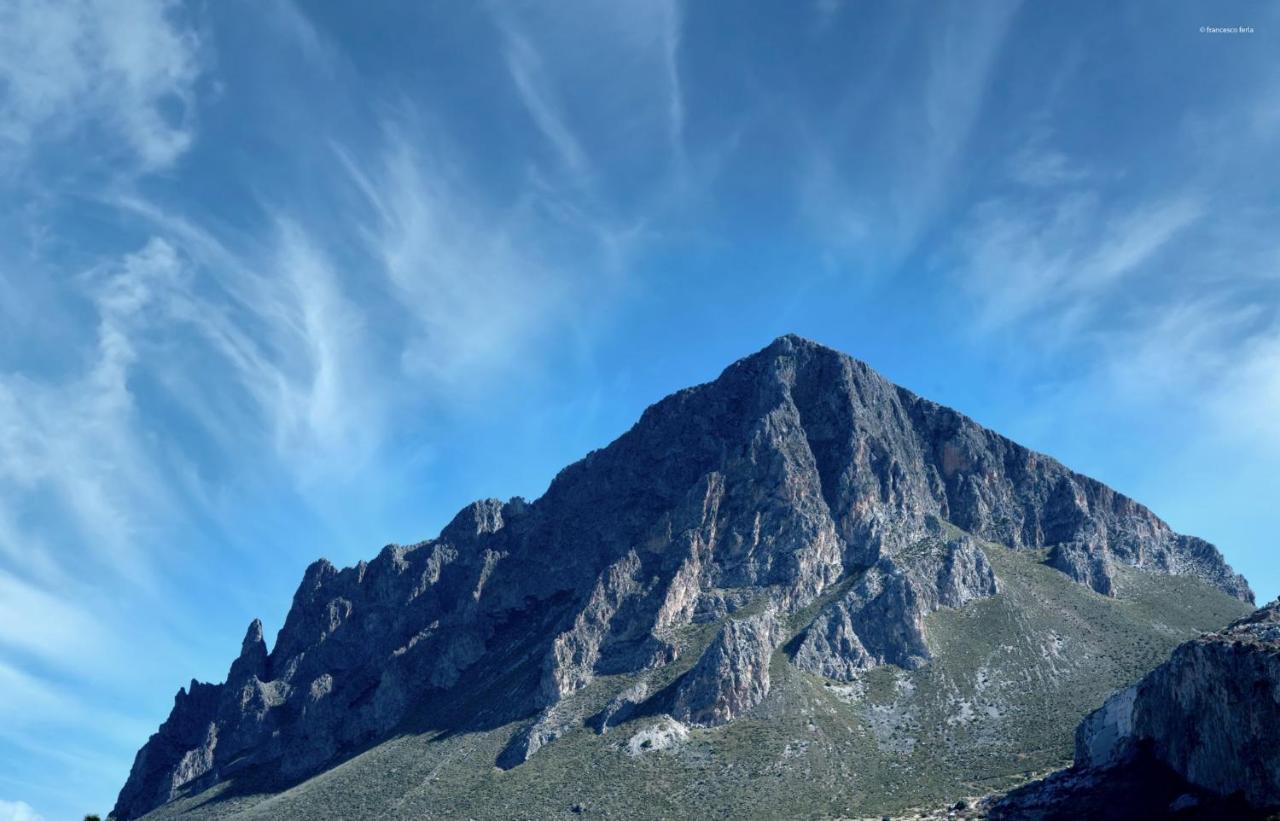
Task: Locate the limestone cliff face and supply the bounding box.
[671,608,786,726]
[1075,600,1280,809]
[794,529,999,680]
[113,335,1251,819]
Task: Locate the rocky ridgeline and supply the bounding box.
[113,335,1252,819]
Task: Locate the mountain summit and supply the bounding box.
[114,335,1252,819]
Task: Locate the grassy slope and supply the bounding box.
[146,545,1250,820]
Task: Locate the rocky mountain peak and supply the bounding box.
[441,497,510,544]
[227,618,268,684]
[112,336,1252,819]
[241,617,264,648]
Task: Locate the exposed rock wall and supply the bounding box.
[794,531,1000,680]
[1075,601,1280,809]
[671,608,786,726]
[114,335,1252,819]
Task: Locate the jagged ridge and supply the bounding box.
[113,335,1251,819]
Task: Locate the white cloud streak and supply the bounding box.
[0,239,183,584]
[100,224,380,483]
[0,799,43,821]
[799,1,1021,272]
[906,0,1021,247]
[658,0,685,160]
[957,191,1203,332]
[1007,144,1088,188]
[0,0,203,171]
[501,29,591,181]
[953,120,1280,460]
[334,131,570,391]
[0,570,114,668]
[488,0,687,191]
[1095,298,1280,453]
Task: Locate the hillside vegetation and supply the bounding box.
[145,542,1249,820]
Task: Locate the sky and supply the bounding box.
[0,1,1276,817]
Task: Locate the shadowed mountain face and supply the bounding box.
[113,335,1252,820]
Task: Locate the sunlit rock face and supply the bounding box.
[113,335,1251,820]
[793,530,1000,680]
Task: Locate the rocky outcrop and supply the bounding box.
[993,600,1280,816]
[671,608,785,726]
[1046,541,1115,597]
[591,681,650,735]
[112,679,222,818]
[1075,684,1138,770]
[496,704,580,769]
[794,530,1000,680]
[1076,600,1280,808]
[114,335,1252,819]
[625,717,689,756]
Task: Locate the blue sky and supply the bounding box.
[0,1,1277,818]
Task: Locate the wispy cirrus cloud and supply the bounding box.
[0,570,115,669]
[0,658,149,745]
[1090,296,1280,453]
[500,29,592,182]
[0,0,203,172]
[956,190,1204,332]
[657,0,685,160]
[335,131,571,390]
[0,238,187,585]
[154,226,378,479]
[948,105,1280,460]
[0,236,208,818]
[798,0,1022,273]
[1006,143,1089,188]
[51,216,383,493]
[486,0,688,198]
[0,16,213,809]
[0,219,366,576]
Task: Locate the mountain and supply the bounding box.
[113,335,1253,820]
[991,599,1280,818]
